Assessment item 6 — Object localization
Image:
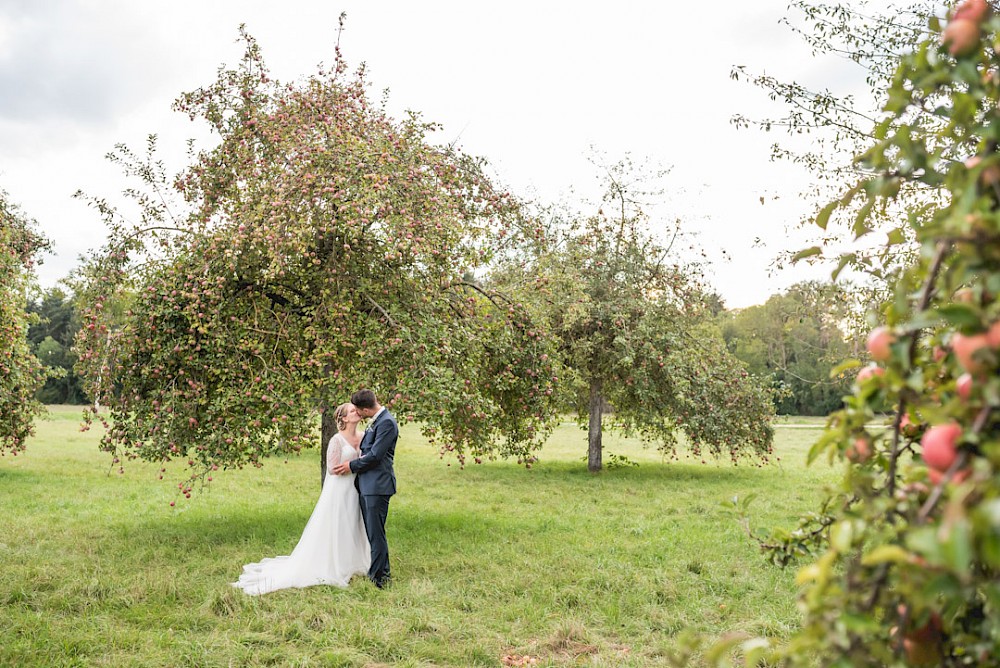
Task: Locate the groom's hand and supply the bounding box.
[332,462,352,476]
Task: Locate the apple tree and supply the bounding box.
[697,2,1000,665]
[493,160,775,472]
[0,189,49,455]
[74,29,559,495]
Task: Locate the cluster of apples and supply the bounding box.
[853,326,896,387]
[942,0,992,57]
[862,325,982,483]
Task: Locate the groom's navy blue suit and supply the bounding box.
[349,407,397,587]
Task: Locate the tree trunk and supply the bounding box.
[320,407,337,488]
[588,380,603,473]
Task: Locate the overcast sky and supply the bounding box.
[0,0,878,308]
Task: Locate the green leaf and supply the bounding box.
[853,199,875,239]
[907,526,946,566]
[861,544,913,566]
[935,304,982,329]
[942,515,973,576]
[815,201,838,230]
[829,359,862,378]
[899,310,944,331]
[704,633,746,664]
[831,253,856,281]
[792,246,823,263]
[807,428,845,465]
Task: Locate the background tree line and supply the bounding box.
[718,280,865,416]
[26,287,87,405]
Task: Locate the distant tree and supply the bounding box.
[74,29,559,496]
[0,189,50,454]
[721,281,856,415]
[27,287,87,404]
[494,159,775,472]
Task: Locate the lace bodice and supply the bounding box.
[327,433,361,471]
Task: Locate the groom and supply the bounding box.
[332,388,397,588]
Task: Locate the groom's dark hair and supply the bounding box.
[351,388,377,409]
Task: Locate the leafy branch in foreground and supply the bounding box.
[698,2,1000,665]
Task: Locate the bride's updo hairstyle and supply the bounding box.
[334,403,352,431]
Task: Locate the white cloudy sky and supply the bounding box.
[0,0,880,308]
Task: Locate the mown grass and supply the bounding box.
[0,406,840,667]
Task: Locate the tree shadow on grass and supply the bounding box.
[466,458,771,487]
[107,501,515,559]
[0,467,32,484]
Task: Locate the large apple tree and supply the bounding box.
[0,189,49,455]
[692,2,1000,665]
[494,160,775,472]
[74,30,559,495]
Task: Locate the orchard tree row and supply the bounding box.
[18,276,864,417]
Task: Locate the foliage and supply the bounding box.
[0,189,49,454]
[73,28,559,497]
[712,2,1000,665]
[494,160,775,471]
[27,287,87,404]
[720,280,857,415]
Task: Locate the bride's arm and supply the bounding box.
[327,435,343,474]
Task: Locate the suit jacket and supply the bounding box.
[349,408,398,496]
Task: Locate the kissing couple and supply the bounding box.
[232,388,398,595]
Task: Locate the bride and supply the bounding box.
[232,403,371,595]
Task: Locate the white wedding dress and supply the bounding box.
[232,434,371,595]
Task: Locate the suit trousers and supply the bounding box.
[360,494,391,586]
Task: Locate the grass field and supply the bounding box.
[0,407,841,667]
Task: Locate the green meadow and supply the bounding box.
[0,407,840,667]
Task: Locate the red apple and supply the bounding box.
[921,422,962,472]
[846,437,873,463]
[943,18,981,57]
[901,413,923,439]
[856,364,885,383]
[956,372,974,400]
[867,326,895,362]
[928,467,972,485]
[987,320,1000,348]
[952,332,992,373]
[954,0,991,23]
